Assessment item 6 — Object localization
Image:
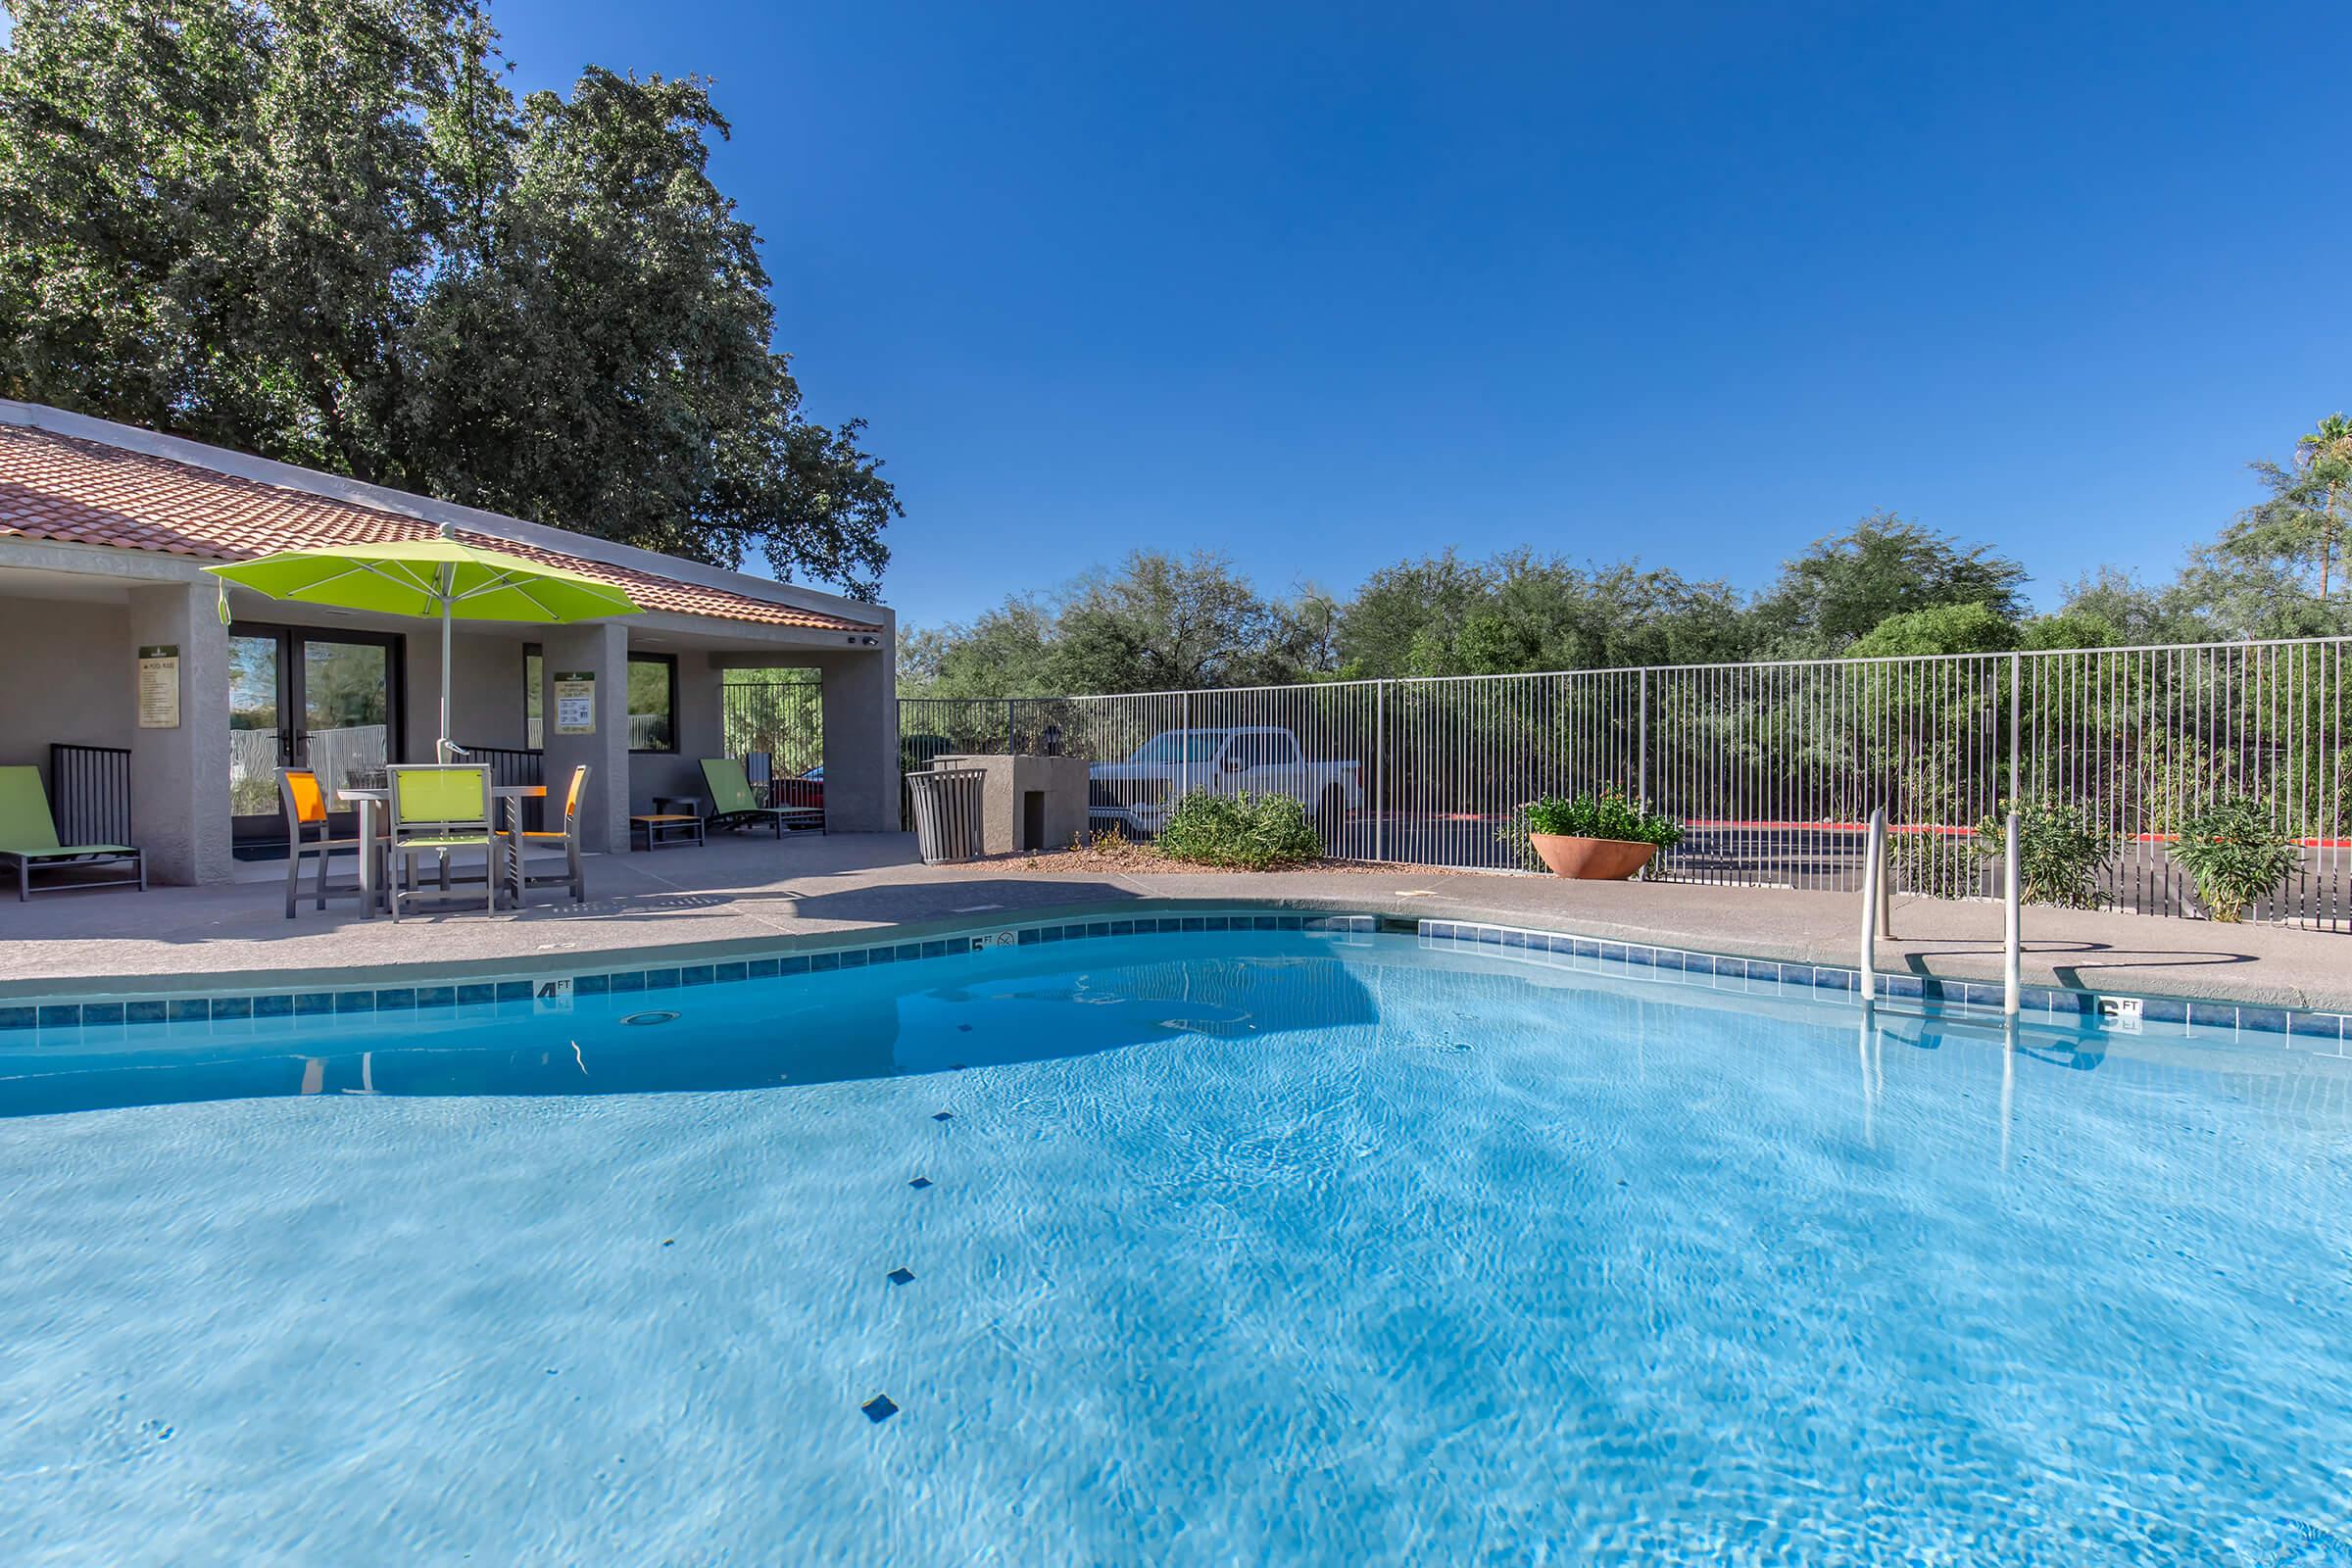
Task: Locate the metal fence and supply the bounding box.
[227,724,389,816]
[900,637,2352,929]
[49,743,130,848]
[895,697,1068,770]
[723,674,824,776]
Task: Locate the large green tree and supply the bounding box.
[1749,512,2030,658]
[2293,414,2352,602]
[2190,414,2352,622]
[902,552,1329,698]
[0,0,899,596]
[1335,549,1751,677]
[2056,566,2214,645]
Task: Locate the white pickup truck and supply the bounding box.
[1087,725,1364,836]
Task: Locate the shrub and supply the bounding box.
[1155,791,1325,870]
[1886,828,1984,900]
[1888,803,2113,906]
[2167,795,2302,923]
[1973,800,2113,910]
[1519,787,1685,849]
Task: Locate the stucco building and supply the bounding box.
[0,400,898,885]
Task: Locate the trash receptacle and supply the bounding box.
[906,766,986,864]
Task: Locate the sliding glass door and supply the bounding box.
[227,624,406,844]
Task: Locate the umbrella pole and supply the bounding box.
[438,572,455,762]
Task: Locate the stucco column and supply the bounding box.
[539,621,631,854]
[124,580,231,885]
[816,647,898,832]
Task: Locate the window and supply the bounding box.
[628,654,676,753]
[1130,730,1225,764]
[521,648,673,751]
[1223,732,1297,770]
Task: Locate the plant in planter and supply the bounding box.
[1972,800,2113,910]
[2166,795,2302,923]
[1515,788,1684,879]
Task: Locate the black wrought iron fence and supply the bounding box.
[458,743,547,831]
[723,674,823,777]
[49,743,130,848]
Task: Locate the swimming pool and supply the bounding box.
[4,914,2348,1563]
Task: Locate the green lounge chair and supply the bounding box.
[0,764,145,902]
[700,758,823,838]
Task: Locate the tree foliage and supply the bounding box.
[1842,602,2020,659]
[1339,550,1748,678]
[0,0,898,595]
[904,409,2352,696]
[1749,512,2030,659]
[2169,420,2352,641]
[904,551,1330,699]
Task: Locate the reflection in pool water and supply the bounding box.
[1,928,2346,1564]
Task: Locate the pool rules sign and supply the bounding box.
[554,670,596,735]
[137,644,179,728]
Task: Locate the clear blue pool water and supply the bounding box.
[3,925,2349,1565]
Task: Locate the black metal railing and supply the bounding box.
[461,743,547,831]
[723,675,823,775]
[50,743,131,847]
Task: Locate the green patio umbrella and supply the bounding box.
[204,523,644,759]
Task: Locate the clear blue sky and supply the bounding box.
[493,0,2352,628]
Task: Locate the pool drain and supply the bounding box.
[621,1009,679,1027]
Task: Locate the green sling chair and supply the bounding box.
[0,765,145,902]
[700,758,823,838]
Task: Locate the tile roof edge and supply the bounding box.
[0,400,891,632]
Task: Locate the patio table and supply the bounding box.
[337,784,544,917]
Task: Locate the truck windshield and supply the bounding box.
[1128,731,1227,763]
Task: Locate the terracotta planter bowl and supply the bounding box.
[1529,832,1656,880]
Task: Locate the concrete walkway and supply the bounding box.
[3,833,2348,1010]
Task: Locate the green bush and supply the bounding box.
[2167,795,2301,923]
[1155,791,1326,870]
[1974,800,2113,910]
[1888,803,2113,906]
[1519,787,1685,848]
[1886,828,1984,900]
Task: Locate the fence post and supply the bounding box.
[2008,651,2022,807]
[1375,679,1387,865]
[1181,692,1192,803]
[1638,667,1649,803]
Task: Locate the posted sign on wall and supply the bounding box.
[554,670,596,735]
[137,644,180,729]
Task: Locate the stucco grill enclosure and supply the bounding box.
[203,525,645,759]
[931,754,1090,855]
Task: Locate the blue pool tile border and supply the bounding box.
[1412,917,2350,1046]
[0,906,2338,1053]
[0,909,1379,1042]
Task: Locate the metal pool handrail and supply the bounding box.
[2003,810,2023,1017]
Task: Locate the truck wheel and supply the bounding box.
[1315,787,1346,833]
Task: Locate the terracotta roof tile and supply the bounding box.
[0,423,883,634]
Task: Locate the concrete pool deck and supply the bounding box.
[2,832,2348,1012]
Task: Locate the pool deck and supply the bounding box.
[2,832,2348,1010]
